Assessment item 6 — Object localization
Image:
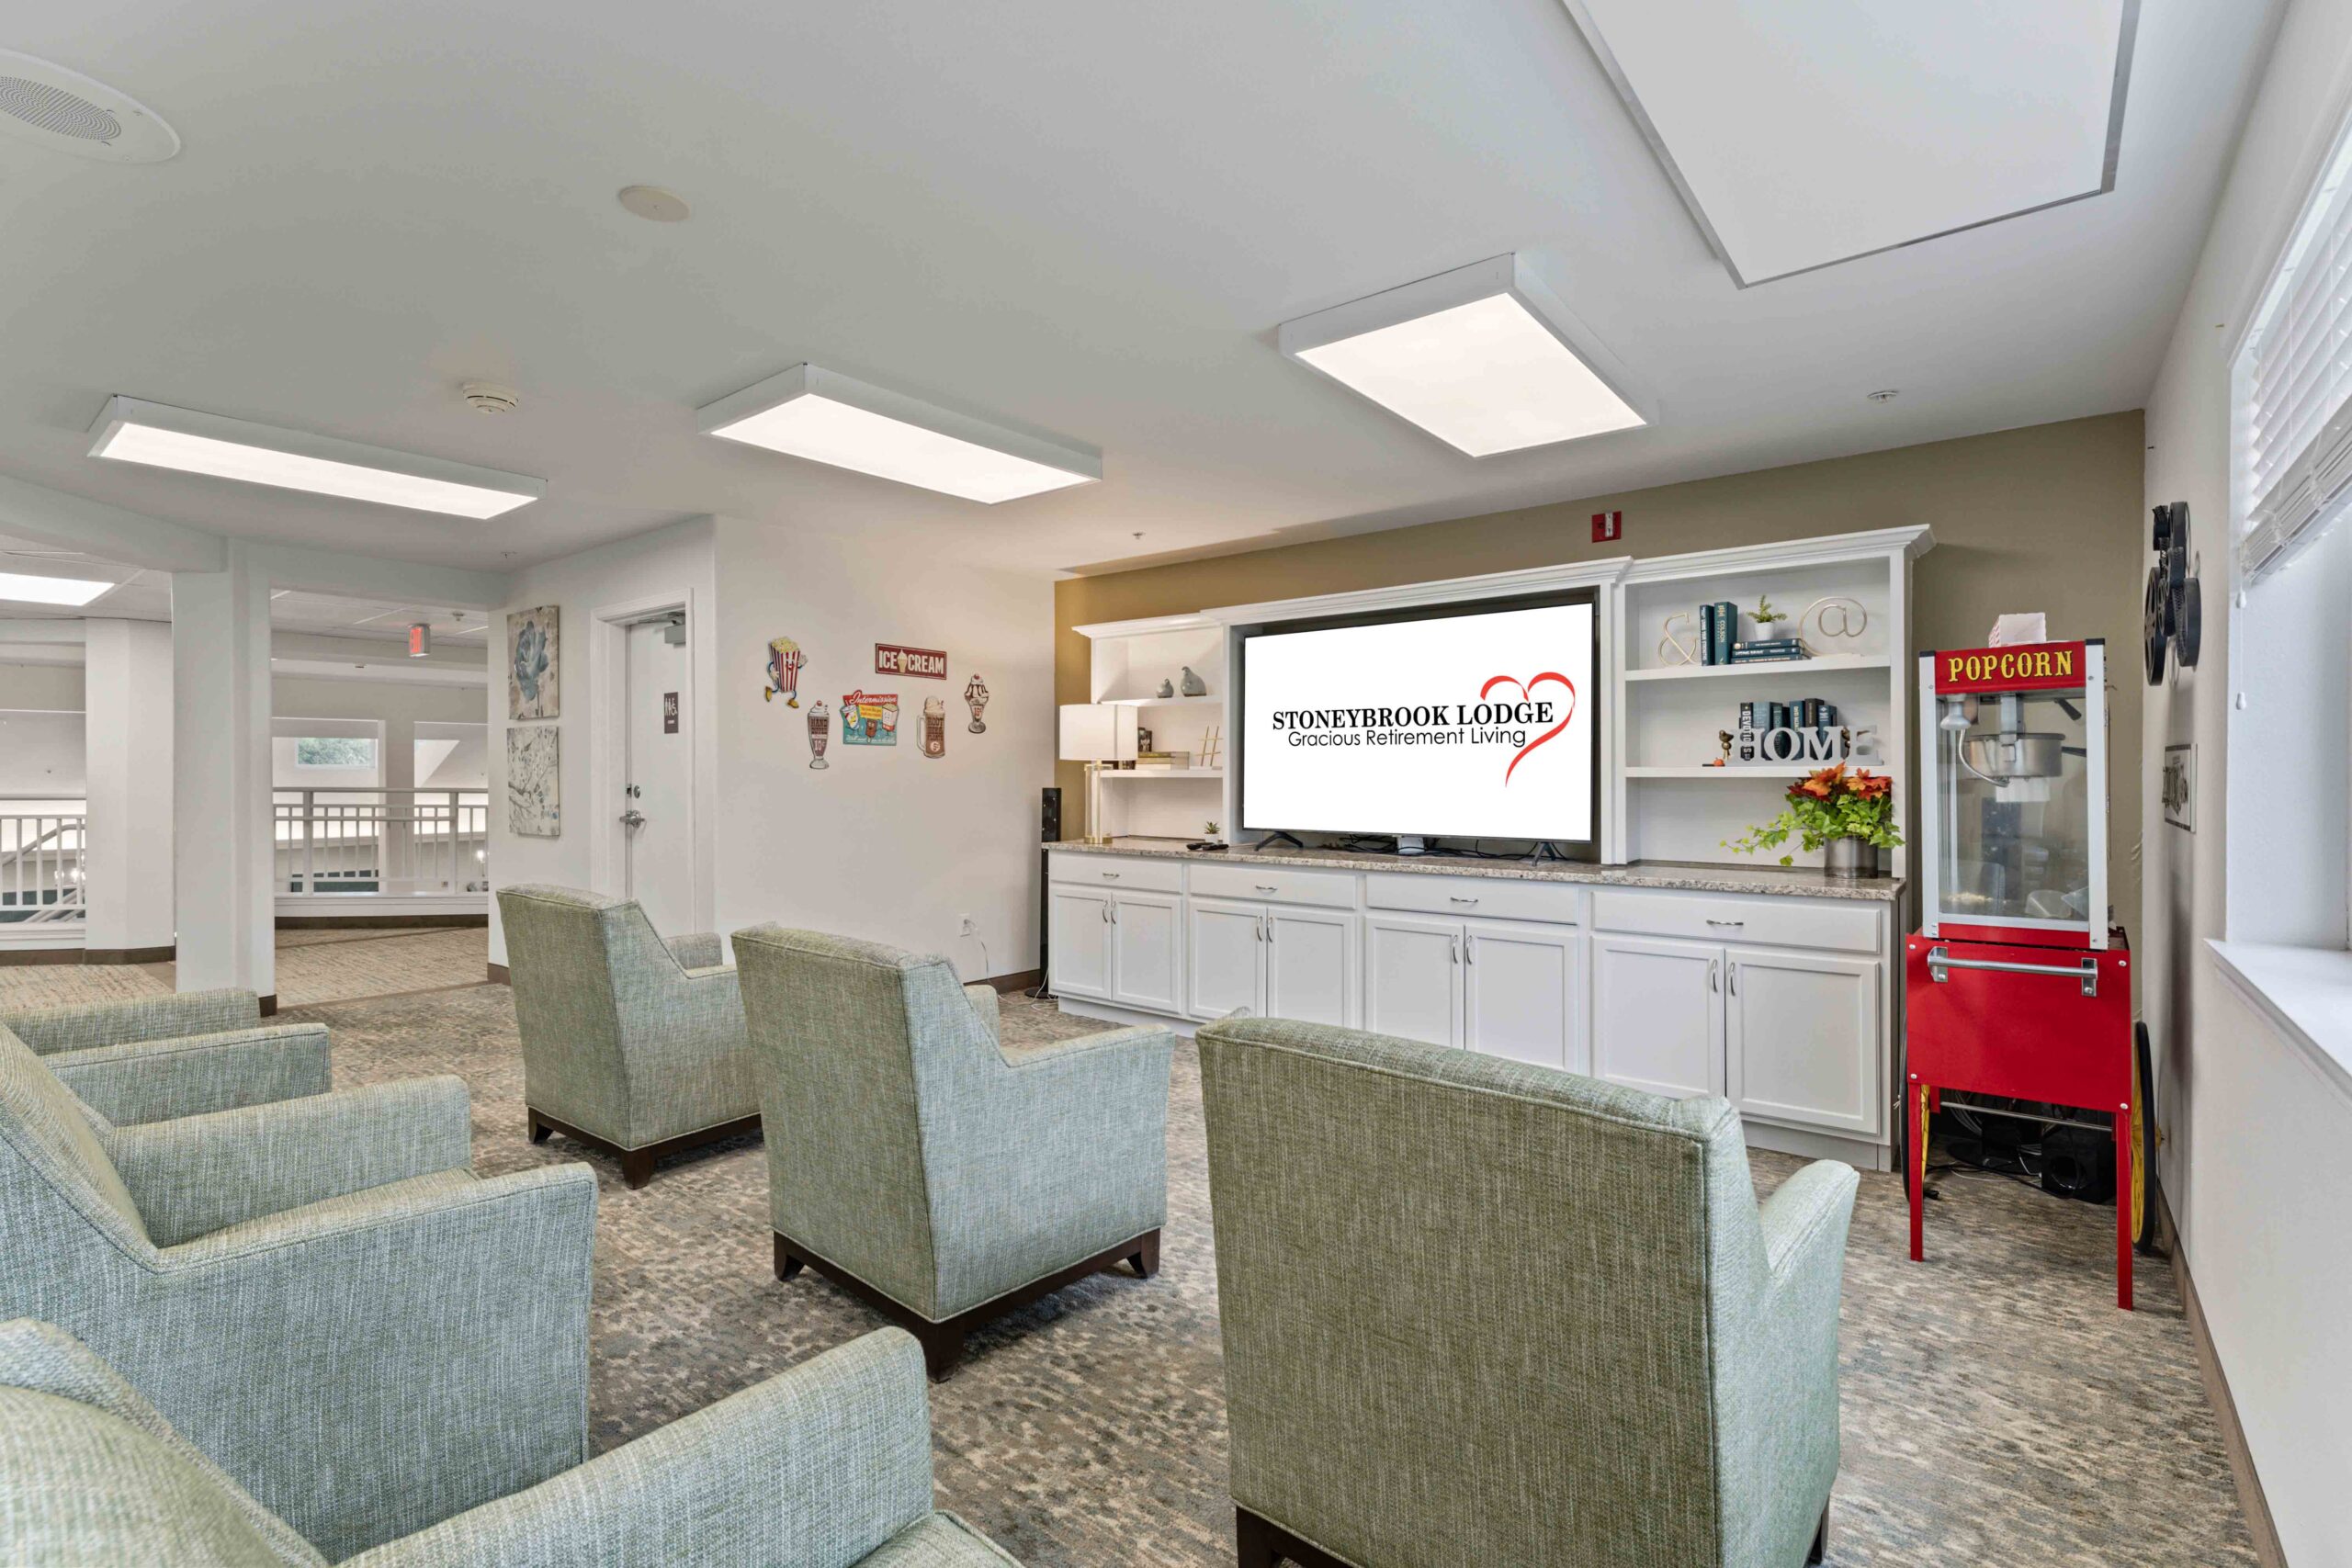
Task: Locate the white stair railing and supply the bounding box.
[0,799,87,925]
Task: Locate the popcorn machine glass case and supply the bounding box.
[1917,640,2107,950]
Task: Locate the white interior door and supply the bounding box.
[1590,933,1724,1100]
[623,619,694,939]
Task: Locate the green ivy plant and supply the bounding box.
[1724,764,1903,866]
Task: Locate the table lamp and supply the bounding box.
[1058,703,1137,847]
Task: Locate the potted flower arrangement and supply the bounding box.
[1724,763,1901,877]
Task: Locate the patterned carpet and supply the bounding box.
[9,958,2257,1566]
[0,926,487,1010]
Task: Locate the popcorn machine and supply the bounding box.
[1905,639,2143,1308]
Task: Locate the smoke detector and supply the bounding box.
[0,51,179,164]
[617,185,690,222]
[461,382,520,415]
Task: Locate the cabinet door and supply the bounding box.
[1048,887,1114,999]
[1265,907,1358,1028]
[1363,914,1462,1048]
[1109,890,1184,1015]
[1462,918,1581,1072]
[1590,934,1723,1100]
[1187,897,1266,1021]
[1725,947,1882,1135]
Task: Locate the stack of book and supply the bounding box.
[1729,637,1807,664]
[1135,750,1193,771]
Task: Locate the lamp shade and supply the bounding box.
[1058,703,1138,763]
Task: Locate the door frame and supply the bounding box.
[590,589,704,929]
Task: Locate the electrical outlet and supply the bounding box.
[958,916,977,935]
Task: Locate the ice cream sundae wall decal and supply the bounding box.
[963,673,989,734]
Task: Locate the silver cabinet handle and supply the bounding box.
[1102,871,1121,880]
[1728,963,1738,996]
[1704,919,1743,928]
[1100,902,1109,923]
[1926,946,2098,998]
[1449,896,1479,904]
[1254,883,1278,893]
[1262,915,1273,944]
[1464,935,1475,964]
[1254,916,1264,942]
[1110,901,1118,924]
[1709,959,1719,993]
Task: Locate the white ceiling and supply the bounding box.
[0,0,2281,579]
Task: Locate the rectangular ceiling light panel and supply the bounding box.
[1562,0,2136,286]
[87,398,545,519]
[1280,255,1649,456]
[698,364,1100,504]
[0,571,113,607]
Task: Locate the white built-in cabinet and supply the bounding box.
[1049,850,1894,1168]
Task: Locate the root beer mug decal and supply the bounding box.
[922,697,946,758]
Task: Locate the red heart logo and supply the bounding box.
[1479,672,1576,784]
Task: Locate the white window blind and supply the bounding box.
[2241,116,2352,579]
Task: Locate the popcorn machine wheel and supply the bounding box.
[1905,640,2146,1310]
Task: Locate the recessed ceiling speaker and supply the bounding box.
[0,51,180,164]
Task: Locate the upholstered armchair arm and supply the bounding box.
[1001,1021,1169,1069]
[49,1023,331,1127]
[0,988,259,1054]
[1758,1158,1859,1288]
[965,983,1001,1044]
[106,1076,474,1247]
[346,1329,937,1568]
[993,1021,1173,1213]
[136,1163,599,1561]
[665,931,727,971]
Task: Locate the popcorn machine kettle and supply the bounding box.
[1905,639,2144,1308]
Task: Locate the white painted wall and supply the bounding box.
[82,620,175,953]
[483,513,1054,980]
[487,517,720,964]
[0,711,85,794]
[709,516,1053,981]
[0,662,85,713]
[2140,3,2352,1559]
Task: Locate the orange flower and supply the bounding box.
[1792,763,1845,800]
[1847,770,1894,800]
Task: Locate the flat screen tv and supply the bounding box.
[1238,590,1600,852]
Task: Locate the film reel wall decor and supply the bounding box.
[2144,502,2202,685]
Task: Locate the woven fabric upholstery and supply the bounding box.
[348,1329,938,1567]
[496,885,755,1150]
[964,984,1001,1045]
[1197,1016,1857,1568]
[0,989,261,1055]
[0,1318,325,1567]
[0,1322,1023,1568]
[46,1024,333,1127]
[735,926,1172,1321]
[104,1077,474,1247]
[0,1032,600,1562]
[665,931,727,970]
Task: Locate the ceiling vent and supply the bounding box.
[0,51,179,164]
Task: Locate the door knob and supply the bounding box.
[619,808,646,829]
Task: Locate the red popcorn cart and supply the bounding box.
[1905,639,2146,1309]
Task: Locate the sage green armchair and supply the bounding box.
[734,925,1172,1378]
[0,1318,1024,1566]
[1198,1016,1858,1568]
[0,988,330,1124]
[0,1030,597,1561]
[497,885,758,1187]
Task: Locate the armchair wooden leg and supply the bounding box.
[1236,1508,1281,1568]
[1129,1229,1160,1280]
[619,1148,655,1190]
[917,1321,966,1382]
[1807,1504,1828,1564]
[774,1235,804,1281]
[526,1111,552,1145]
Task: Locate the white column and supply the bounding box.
[172,546,276,1001]
[82,619,175,955]
[380,715,415,889]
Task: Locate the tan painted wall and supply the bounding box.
[1057,412,2147,929]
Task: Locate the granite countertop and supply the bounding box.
[1052,838,1907,902]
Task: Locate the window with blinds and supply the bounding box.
[2240,116,2352,579]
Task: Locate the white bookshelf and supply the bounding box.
[1070,613,1229,840]
[1610,527,1929,874]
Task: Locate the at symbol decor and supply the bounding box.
[1792,596,1868,653]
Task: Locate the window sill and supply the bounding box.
[2205,940,2352,1108]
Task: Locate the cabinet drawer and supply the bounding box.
[1366,872,1581,927]
[1190,861,1356,908]
[1048,853,1185,894]
[1590,889,1880,954]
